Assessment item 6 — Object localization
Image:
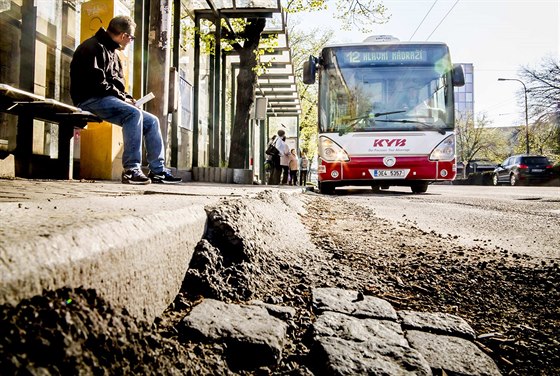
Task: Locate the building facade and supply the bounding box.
[0,0,299,181]
[454,63,474,119]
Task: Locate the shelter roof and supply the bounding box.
[194,1,300,117]
[228,29,300,117]
[192,0,281,18]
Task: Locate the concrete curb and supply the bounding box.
[0,179,305,321]
[0,195,210,321]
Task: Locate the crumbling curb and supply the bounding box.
[0,194,212,321]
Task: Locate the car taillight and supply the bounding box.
[546,165,553,169]
[518,164,528,169]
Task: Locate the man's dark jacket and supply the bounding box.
[70,28,132,105]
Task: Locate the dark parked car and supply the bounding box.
[493,155,555,186]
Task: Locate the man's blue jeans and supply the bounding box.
[78,96,165,173]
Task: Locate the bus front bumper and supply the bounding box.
[318,156,457,184]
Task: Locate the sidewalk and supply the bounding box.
[0,178,296,321]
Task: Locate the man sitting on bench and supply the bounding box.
[70,15,181,185]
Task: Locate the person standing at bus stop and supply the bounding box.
[278,134,290,185]
[270,129,289,185]
[299,150,309,186]
[288,149,298,185]
[70,15,181,185]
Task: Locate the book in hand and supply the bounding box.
[135,92,155,108]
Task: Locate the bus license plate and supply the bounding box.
[370,169,409,179]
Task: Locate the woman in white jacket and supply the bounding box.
[269,130,290,185]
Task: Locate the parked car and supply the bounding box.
[492,155,555,186]
[456,159,497,179]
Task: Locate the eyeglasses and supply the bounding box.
[124,33,135,41]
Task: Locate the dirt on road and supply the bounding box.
[1,192,558,375]
[302,196,559,375]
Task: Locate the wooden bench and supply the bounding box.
[0,84,101,179]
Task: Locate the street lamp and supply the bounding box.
[498,78,530,154]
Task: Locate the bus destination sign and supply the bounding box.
[343,49,428,64]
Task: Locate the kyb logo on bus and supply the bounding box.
[369,138,411,152]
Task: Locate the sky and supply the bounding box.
[291,0,559,128]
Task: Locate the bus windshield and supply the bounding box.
[318,44,456,134]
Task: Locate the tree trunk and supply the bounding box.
[228,18,266,169]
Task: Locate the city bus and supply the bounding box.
[302,35,465,194]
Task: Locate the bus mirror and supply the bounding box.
[452,64,465,87]
[303,56,317,84]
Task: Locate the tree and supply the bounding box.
[520,56,560,118]
[519,56,560,159]
[289,25,334,159]
[455,112,507,177]
[221,0,389,168]
[222,18,268,169]
[524,112,560,158]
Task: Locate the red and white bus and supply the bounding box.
[303,36,465,194]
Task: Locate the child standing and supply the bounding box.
[299,151,309,186]
[288,149,299,186]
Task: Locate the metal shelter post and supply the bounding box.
[221,51,227,166]
[259,118,266,183]
[169,0,182,168]
[133,0,148,100]
[212,14,222,166]
[208,51,216,165]
[192,14,200,167]
[15,0,37,178]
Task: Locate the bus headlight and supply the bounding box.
[319,136,350,162]
[429,135,455,161]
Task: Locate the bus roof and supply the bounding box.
[324,41,449,49]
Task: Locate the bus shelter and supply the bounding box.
[228,28,301,182]
[189,1,300,183]
[0,0,299,182]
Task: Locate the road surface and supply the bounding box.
[335,184,560,262]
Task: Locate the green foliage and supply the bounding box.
[478,129,510,163]
[514,113,560,161]
[289,25,334,159]
[456,112,506,164]
[333,0,390,32]
[284,0,390,32]
[284,0,328,14]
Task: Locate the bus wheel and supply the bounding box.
[411,183,428,194]
[319,182,335,195]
